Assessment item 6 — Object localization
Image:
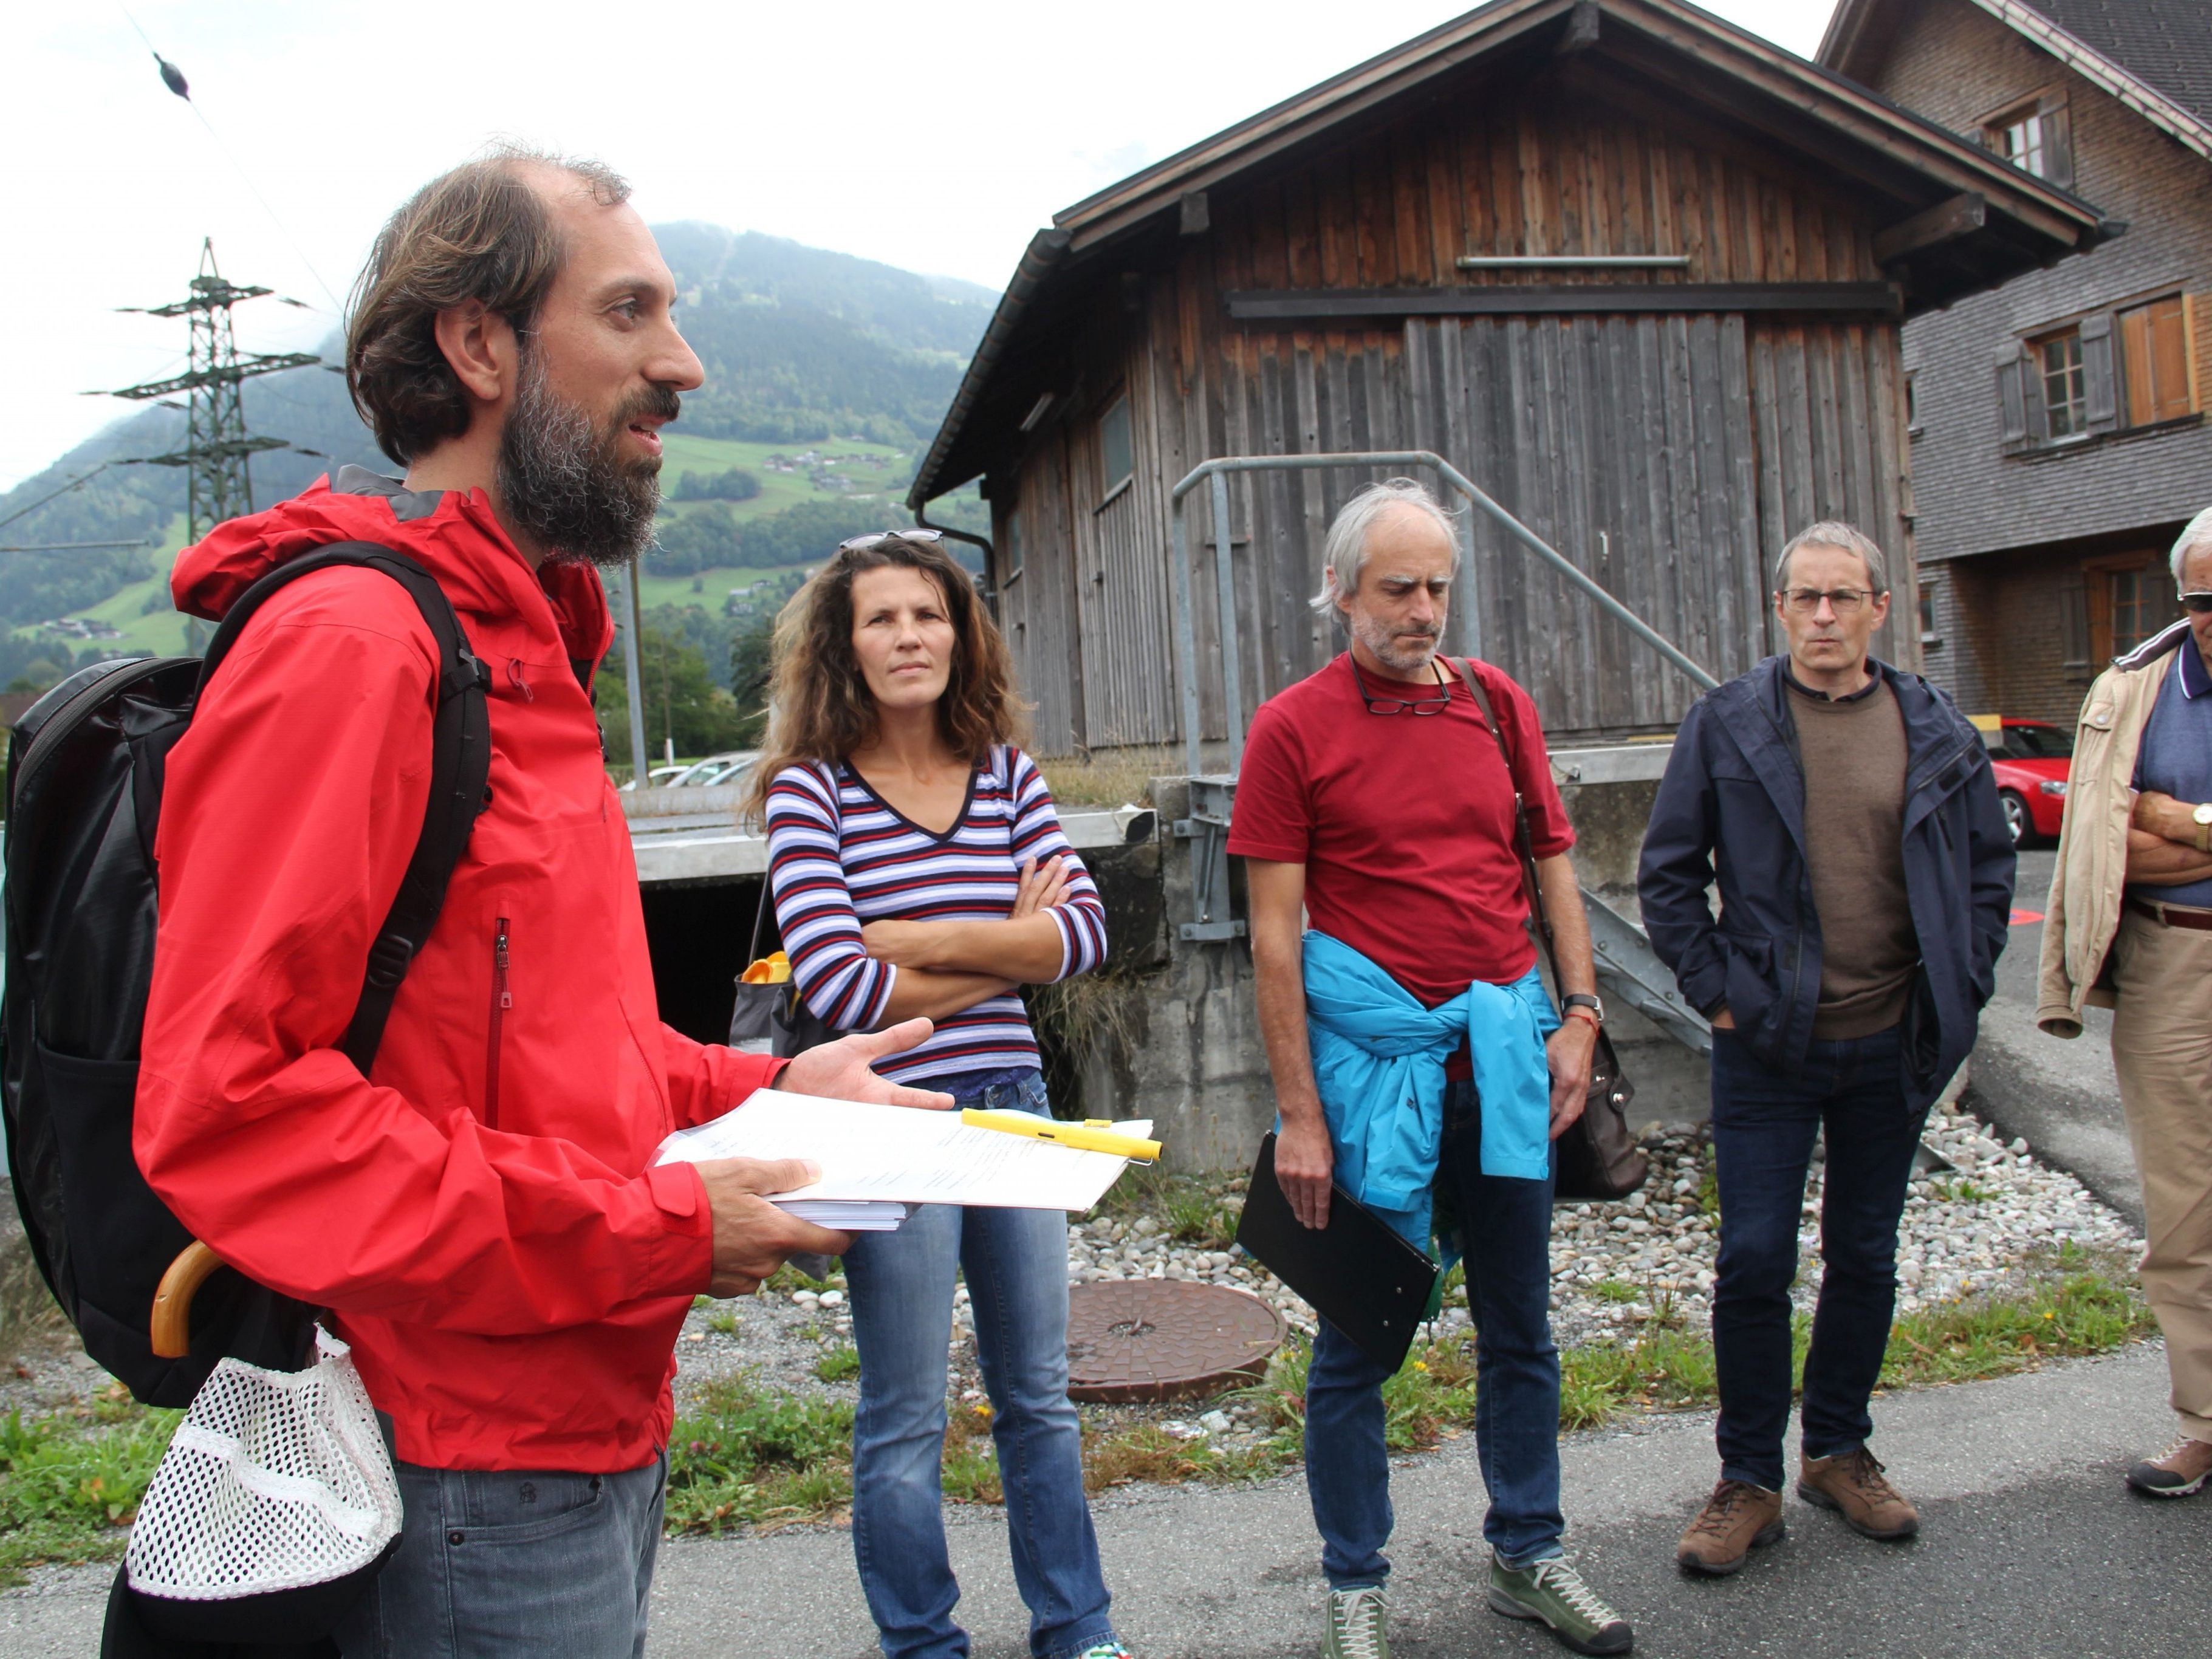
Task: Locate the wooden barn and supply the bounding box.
[906,0,2111,758]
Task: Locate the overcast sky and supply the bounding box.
[5,0,1838,492]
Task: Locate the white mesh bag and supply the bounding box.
[126,1328,402,1601]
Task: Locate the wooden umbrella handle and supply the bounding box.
[150,1240,225,1359]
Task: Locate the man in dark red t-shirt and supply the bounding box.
[1229,479,1632,1658]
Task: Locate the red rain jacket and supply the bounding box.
[135,468,775,1472]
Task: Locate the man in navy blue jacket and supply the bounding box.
[1638,522,2013,1576]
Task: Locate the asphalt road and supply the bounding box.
[4,1346,2199,1658]
[1968,849,2143,1228]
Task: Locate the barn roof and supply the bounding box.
[1821,0,2212,148]
[911,0,2114,508]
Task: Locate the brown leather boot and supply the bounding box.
[1676,1479,1784,1575]
[1798,1447,1920,1539]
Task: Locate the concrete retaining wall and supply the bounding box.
[1060,775,1710,1174]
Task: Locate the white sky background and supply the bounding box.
[4,0,1838,492]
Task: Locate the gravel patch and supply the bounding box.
[675,1090,2143,1421]
[0,1093,2138,1437]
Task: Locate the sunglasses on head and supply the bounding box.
[2183,591,2212,614]
[837,529,945,555]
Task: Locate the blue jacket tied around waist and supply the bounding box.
[1301,931,1556,1254]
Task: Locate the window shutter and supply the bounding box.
[2059,578,2090,669]
[2081,311,2118,433]
[2038,93,2075,189]
[1997,339,2029,450]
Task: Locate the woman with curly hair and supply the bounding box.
[747,530,1131,1659]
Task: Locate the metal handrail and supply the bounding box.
[1166,449,1721,778]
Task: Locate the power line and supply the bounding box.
[0,465,118,532]
[117,5,347,314]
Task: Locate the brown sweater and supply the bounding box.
[1789,673,1919,1039]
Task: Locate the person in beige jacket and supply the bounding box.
[2039,505,2212,1497]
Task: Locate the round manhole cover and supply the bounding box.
[1065,1281,1286,1403]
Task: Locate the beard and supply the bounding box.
[1349,609,1442,676]
[496,352,678,569]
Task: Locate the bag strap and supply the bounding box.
[197,542,492,1075]
[744,758,844,970]
[1445,656,1565,992]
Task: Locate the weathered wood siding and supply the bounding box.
[993,72,1919,754]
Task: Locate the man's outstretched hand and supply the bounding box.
[696,1157,854,1297]
[778,1018,956,1112]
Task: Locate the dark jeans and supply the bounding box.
[1710,1024,1926,1491]
[1304,1078,1564,1585]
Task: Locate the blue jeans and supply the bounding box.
[843,1069,1116,1659]
[334,1452,666,1658]
[1304,1077,1564,1585]
[1710,1024,1925,1491]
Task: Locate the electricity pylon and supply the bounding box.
[104,239,320,546]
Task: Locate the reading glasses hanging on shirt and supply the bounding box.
[1350,657,1453,716]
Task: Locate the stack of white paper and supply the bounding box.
[655,1090,1155,1232]
[778,1200,909,1231]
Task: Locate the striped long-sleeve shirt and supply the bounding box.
[763,746,1109,1084]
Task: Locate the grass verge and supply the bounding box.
[0,1248,2155,1573]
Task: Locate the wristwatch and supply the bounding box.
[1562,993,1604,1027]
[2194,801,2212,855]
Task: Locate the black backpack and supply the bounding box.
[2,542,491,1406]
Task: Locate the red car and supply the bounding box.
[1984,717,2075,847]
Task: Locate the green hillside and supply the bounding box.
[0,227,995,677]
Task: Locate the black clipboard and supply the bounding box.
[1234,1132,1441,1374]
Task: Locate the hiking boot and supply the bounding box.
[1798,1447,1919,1539]
[1675,1479,1784,1575]
[1321,1586,1388,1659]
[2126,1435,2212,1497]
[1487,1556,1632,1656]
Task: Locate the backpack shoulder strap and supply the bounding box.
[197,541,492,1074]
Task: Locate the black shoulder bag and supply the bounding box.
[1446,658,1648,1202]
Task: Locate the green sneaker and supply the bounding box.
[1487,1556,1632,1655]
[1321,1585,1389,1659]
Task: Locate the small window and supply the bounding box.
[1918,586,1939,644]
[1983,92,2072,185]
[1991,107,2048,176]
[1002,508,1024,581]
[1905,371,1922,436]
[2084,552,2176,663]
[2120,294,2194,426]
[2111,566,2163,657]
[1097,395,1133,499]
[2036,328,2087,437]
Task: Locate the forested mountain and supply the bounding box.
[0,230,996,637]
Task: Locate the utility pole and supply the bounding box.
[104,239,320,546]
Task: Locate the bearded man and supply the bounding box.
[133,148,949,1658]
[1228,479,1634,1658]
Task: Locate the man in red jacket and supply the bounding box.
[135,146,947,1657]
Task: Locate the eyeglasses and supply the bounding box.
[1778,587,1877,615]
[837,529,945,555]
[1350,657,1451,716]
[2182,591,2212,615]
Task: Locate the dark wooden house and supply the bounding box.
[1823,0,2212,725]
[906,0,2108,758]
